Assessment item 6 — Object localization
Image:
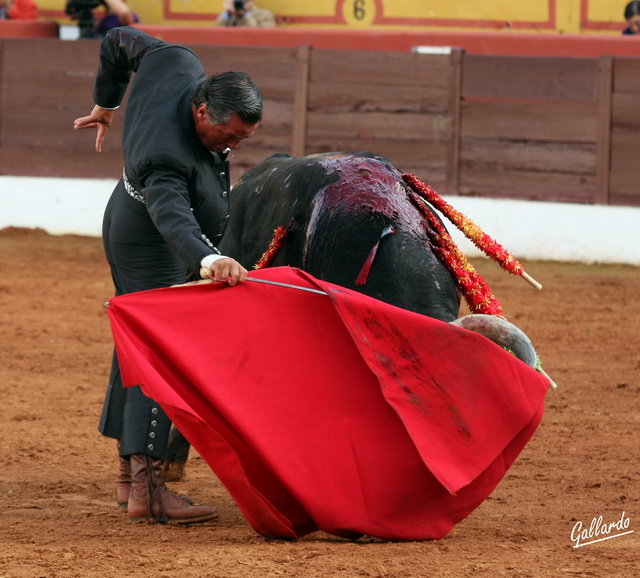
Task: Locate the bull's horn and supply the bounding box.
[450,314,538,368]
[450,314,558,389]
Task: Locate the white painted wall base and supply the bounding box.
[2,176,639,266]
[2,176,115,238]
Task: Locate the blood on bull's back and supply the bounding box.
[219,151,461,322]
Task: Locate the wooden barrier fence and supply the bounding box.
[0,37,638,207]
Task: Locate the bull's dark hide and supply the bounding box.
[219,151,461,322]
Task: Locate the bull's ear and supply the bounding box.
[450,314,538,368]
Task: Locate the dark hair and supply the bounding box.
[191,71,263,126]
[625,1,640,19]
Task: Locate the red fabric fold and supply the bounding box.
[106,266,549,541]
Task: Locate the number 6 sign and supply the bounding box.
[341,0,377,26]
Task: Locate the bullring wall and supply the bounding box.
[1,36,639,207]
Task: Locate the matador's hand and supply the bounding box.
[203,257,248,286]
[73,105,116,153]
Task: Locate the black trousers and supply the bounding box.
[98,180,187,460]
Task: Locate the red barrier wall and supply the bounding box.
[0,21,58,38]
[1,21,637,57]
[135,25,640,57]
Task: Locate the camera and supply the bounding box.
[65,0,103,38]
[233,0,246,11]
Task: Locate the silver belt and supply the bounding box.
[121,167,218,252]
[122,167,145,204]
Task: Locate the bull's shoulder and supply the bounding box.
[234,151,403,197]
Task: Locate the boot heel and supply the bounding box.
[127,454,218,524]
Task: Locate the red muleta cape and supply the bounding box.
[106,266,549,541]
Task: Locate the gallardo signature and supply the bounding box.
[571,511,633,548]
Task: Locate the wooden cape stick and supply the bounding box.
[197,267,327,295]
[402,173,543,291]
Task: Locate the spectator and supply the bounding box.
[623,1,640,34]
[93,0,139,38]
[214,0,276,27]
[0,0,37,19]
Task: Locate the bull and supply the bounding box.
[162,151,545,480]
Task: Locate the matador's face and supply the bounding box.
[192,105,259,153]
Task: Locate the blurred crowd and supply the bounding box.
[0,0,37,19]
[1,0,276,28]
[214,0,275,27]
[2,1,638,39]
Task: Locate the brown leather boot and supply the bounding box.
[116,454,131,510]
[117,452,193,511]
[127,454,218,524]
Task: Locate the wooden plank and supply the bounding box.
[609,129,640,197]
[3,76,96,111]
[608,192,640,207]
[195,46,298,81]
[0,140,287,181]
[611,93,640,130]
[304,137,448,169]
[3,37,100,72]
[1,39,100,154]
[2,97,286,148]
[459,169,596,203]
[4,37,640,208]
[0,43,287,111]
[595,56,613,204]
[1,107,124,149]
[447,48,463,196]
[307,111,452,141]
[613,58,640,93]
[462,54,599,102]
[610,127,640,155]
[227,146,289,169]
[237,77,298,103]
[461,100,598,142]
[0,145,123,178]
[236,126,292,154]
[0,112,287,179]
[406,169,448,187]
[310,50,452,87]
[308,82,450,113]
[196,46,299,103]
[2,40,99,110]
[461,140,596,175]
[609,169,638,197]
[260,101,294,131]
[304,136,450,186]
[292,45,310,157]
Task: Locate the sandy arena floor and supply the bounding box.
[0,226,638,577]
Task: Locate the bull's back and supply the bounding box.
[220,152,460,321]
[222,152,388,263]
